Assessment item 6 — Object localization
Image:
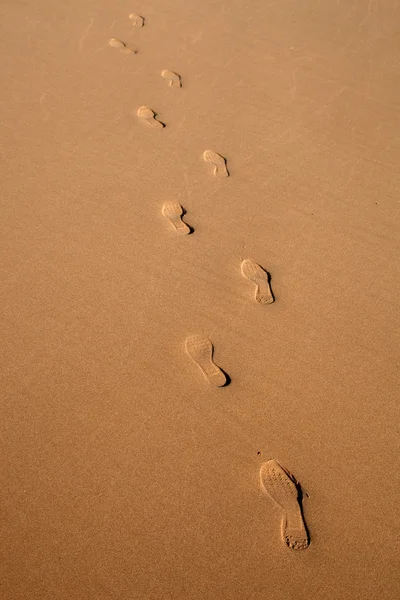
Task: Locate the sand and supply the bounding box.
[0,1,399,598]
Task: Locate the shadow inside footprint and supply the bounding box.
[267,272,275,303]
[181,207,194,234]
[219,368,231,387]
[297,486,309,535]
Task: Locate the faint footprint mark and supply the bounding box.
[129,14,144,27]
[161,70,182,88]
[260,459,309,551]
[203,150,229,178]
[162,201,191,235]
[241,259,274,304]
[137,106,165,128]
[185,335,227,387]
[108,38,136,55]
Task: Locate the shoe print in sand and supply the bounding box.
[260,459,309,550]
[203,150,229,178]
[161,70,182,88]
[108,38,137,55]
[129,13,144,27]
[137,106,165,128]
[162,201,191,235]
[185,335,227,387]
[241,259,274,304]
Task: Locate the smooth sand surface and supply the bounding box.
[1,1,399,599]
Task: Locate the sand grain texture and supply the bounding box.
[0,1,399,599]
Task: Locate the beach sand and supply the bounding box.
[1,1,399,598]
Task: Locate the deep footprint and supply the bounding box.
[137,106,165,128]
[185,335,227,387]
[162,201,191,235]
[108,38,136,55]
[161,70,182,88]
[260,459,309,551]
[203,150,229,178]
[129,13,144,27]
[241,259,274,304]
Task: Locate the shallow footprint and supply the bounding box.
[203,150,229,178]
[108,38,136,55]
[260,459,309,551]
[162,201,191,235]
[185,335,227,387]
[161,70,182,88]
[241,259,274,304]
[137,106,165,129]
[129,13,144,27]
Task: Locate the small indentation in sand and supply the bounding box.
[260,459,309,551]
[108,38,137,55]
[162,201,191,235]
[161,70,182,88]
[185,335,227,387]
[241,259,274,304]
[137,106,165,128]
[203,150,229,178]
[129,14,144,27]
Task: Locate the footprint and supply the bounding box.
[203,150,229,178]
[108,38,136,55]
[162,201,191,235]
[240,259,274,305]
[260,459,309,551]
[161,70,182,88]
[129,13,144,27]
[185,335,227,387]
[137,106,165,129]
